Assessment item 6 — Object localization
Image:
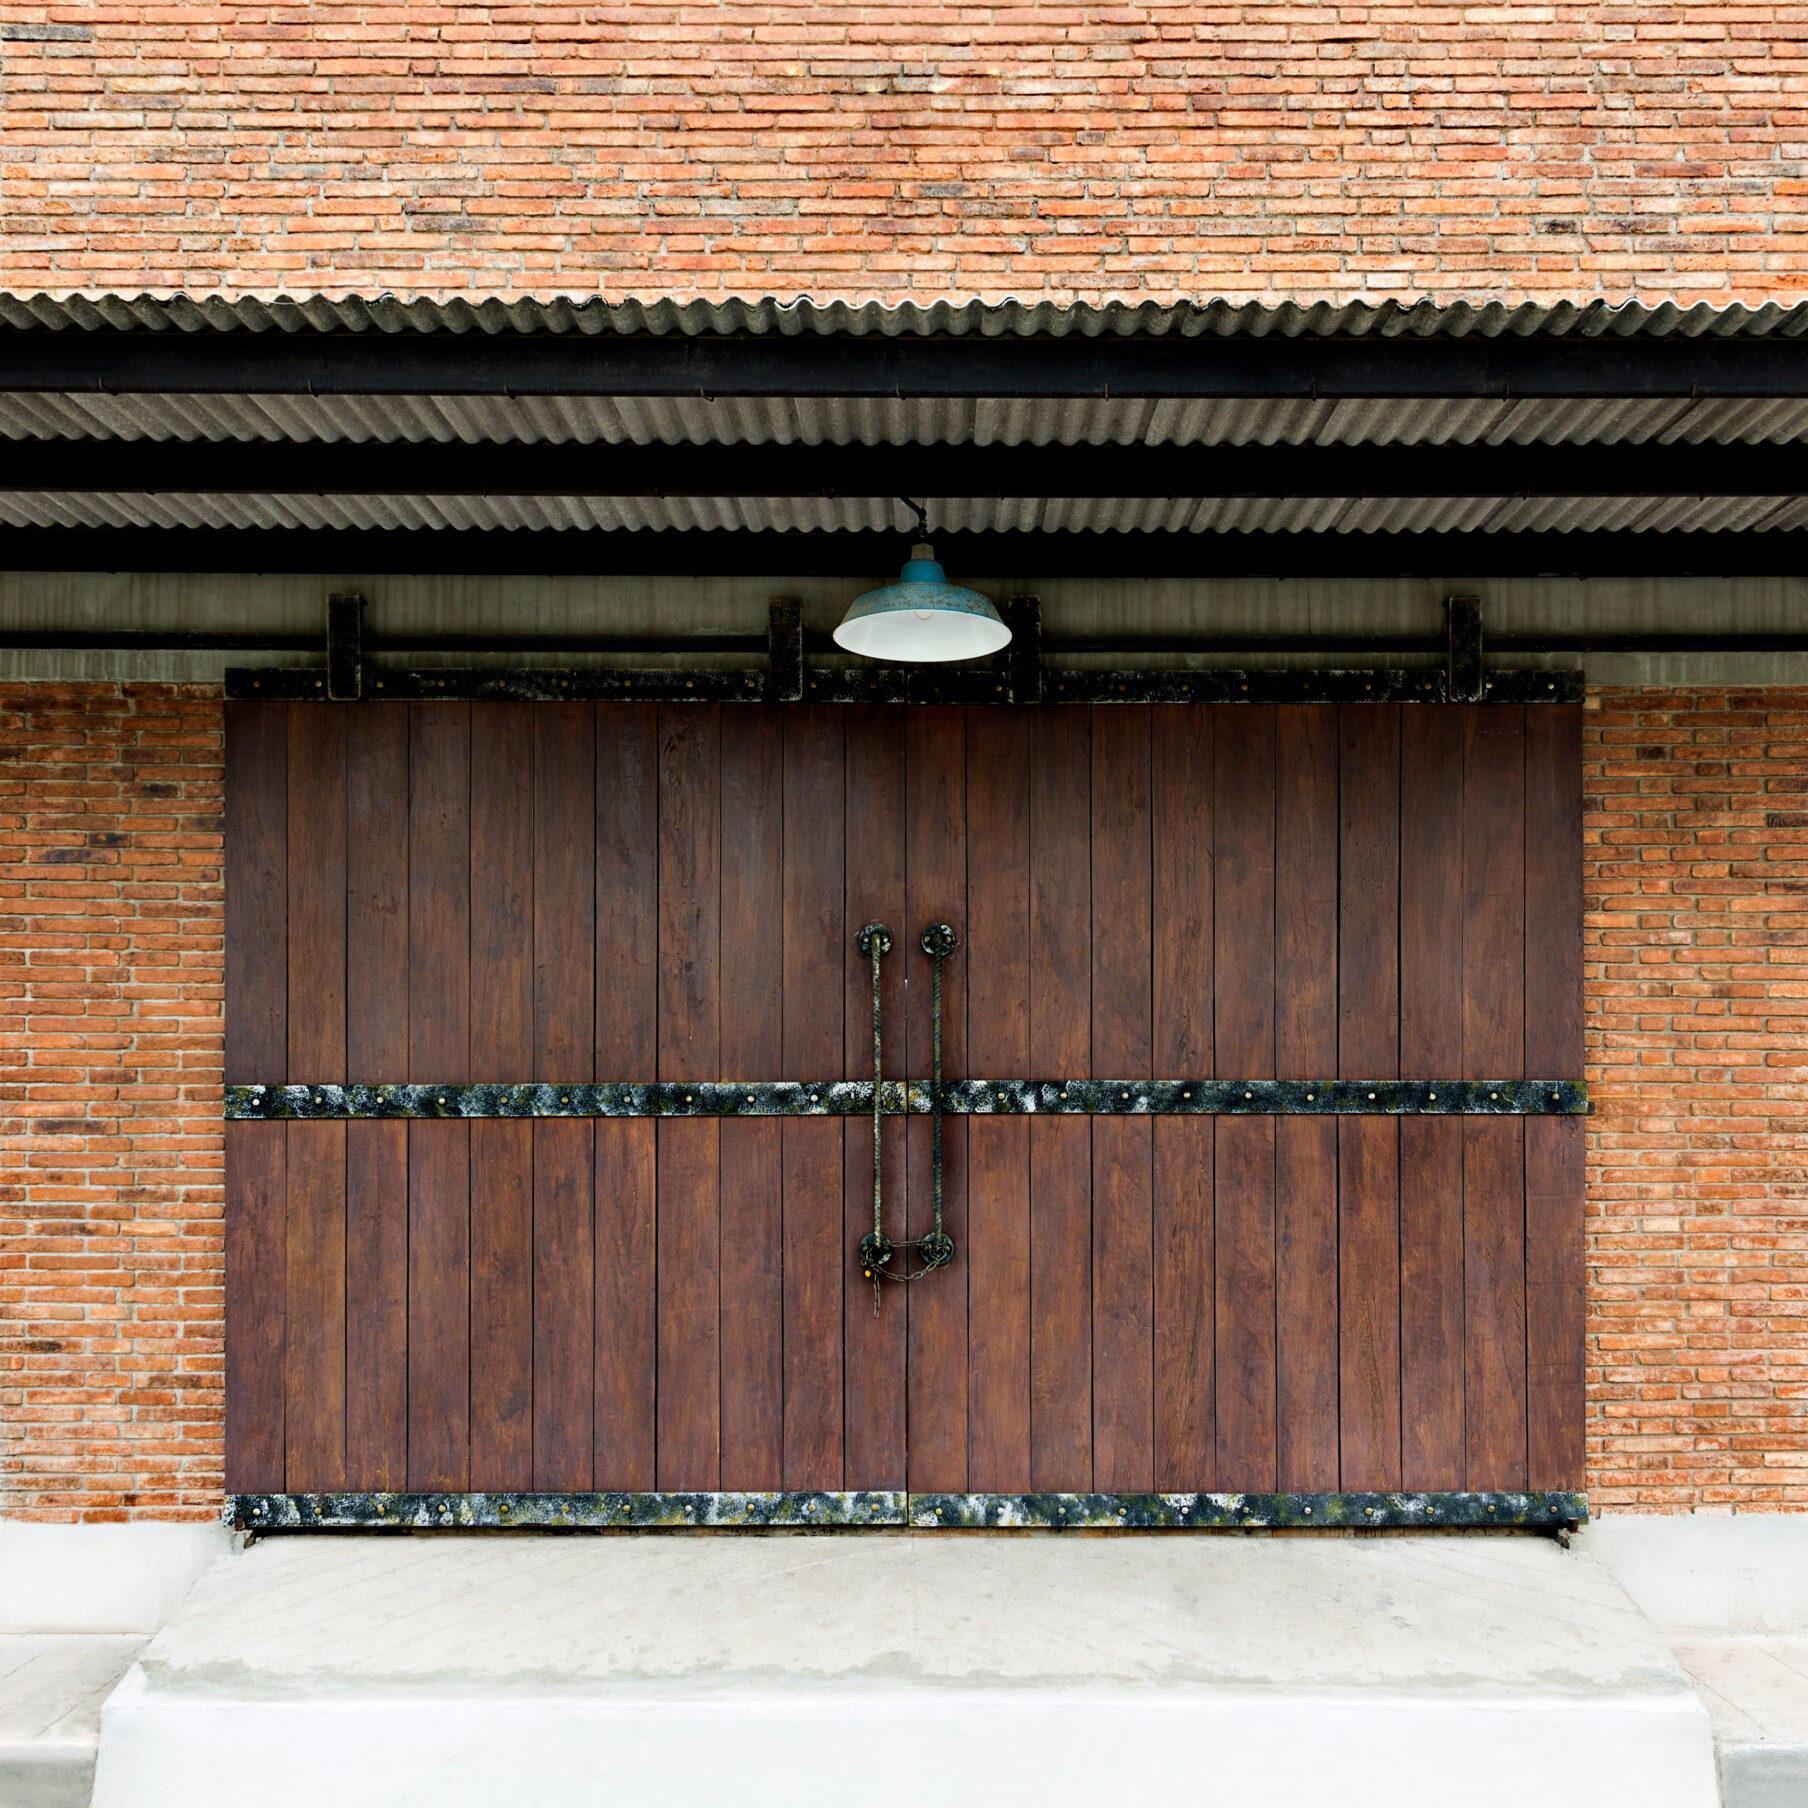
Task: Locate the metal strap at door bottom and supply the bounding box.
[226,1488,1587,1533]
[226,1077,1587,1119]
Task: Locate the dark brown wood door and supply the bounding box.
[225,700,1583,1498]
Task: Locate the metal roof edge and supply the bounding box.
[4,292,1808,341]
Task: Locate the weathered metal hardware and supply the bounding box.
[324,592,365,701]
[917,922,958,1274]
[1446,595,1485,703]
[225,1488,1588,1534]
[226,1077,1589,1120]
[855,922,894,1309]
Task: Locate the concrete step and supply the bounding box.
[0,1635,144,1808]
[92,1531,1719,1808]
[1672,1636,1808,1808]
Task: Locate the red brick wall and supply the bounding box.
[4,5,1807,303]
[1586,687,1808,1511]
[0,684,223,1522]
[4,681,1805,1518]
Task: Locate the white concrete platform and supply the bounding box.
[0,1635,144,1808]
[1674,1636,1808,1808]
[92,1531,1719,1808]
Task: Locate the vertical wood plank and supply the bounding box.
[1464,704,1529,1490]
[843,708,909,1489]
[407,702,471,1491]
[1525,703,1585,1489]
[1153,705,1213,1490]
[533,704,596,1489]
[656,704,721,1490]
[594,705,658,1489]
[223,701,286,1491]
[1274,704,1340,1491]
[1399,706,1466,1489]
[1213,704,1277,1489]
[1337,704,1402,1491]
[467,704,533,1490]
[966,708,1032,1492]
[284,707,346,1492]
[782,707,846,1487]
[1090,706,1154,1491]
[344,706,409,1489]
[905,708,968,1491]
[1028,707,1092,1490]
[720,707,784,1490]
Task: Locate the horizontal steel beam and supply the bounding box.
[225,1079,1589,1118]
[3,437,1803,499]
[225,1489,1588,1532]
[4,327,1805,398]
[5,525,1803,577]
[224,665,1581,705]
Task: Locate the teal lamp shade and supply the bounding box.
[833,544,1011,663]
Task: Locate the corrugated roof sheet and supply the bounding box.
[7,390,1808,452]
[5,292,1808,341]
[0,492,1793,538]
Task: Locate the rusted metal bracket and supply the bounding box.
[325,592,365,700]
[766,598,804,702]
[1446,594,1484,703]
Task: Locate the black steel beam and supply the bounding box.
[5,525,1808,577]
[4,327,1806,398]
[3,437,1805,499]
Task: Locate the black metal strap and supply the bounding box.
[226,1078,1588,1119]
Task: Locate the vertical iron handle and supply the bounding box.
[918,923,957,1271]
[855,924,893,1308]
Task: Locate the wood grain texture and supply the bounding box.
[1274,705,1339,1491]
[533,705,596,1489]
[223,701,286,1491]
[1090,708,1154,1491]
[720,708,785,1490]
[343,707,409,1490]
[905,708,968,1491]
[1213,705,1277,1489]
[1399,707,1466,1489]
[283,707,346,1491]
[655,704,721,1490]
[468,704,533,1489]
[594,705,658,1489]
[1337,705,1401,1491]
[407,703,471,1491]
[1153,706,1213,1490]
[966,708,1032,1492]
[841,708,908,1489]
[1464,705,1529,1491]
[1027,706,1091,1490]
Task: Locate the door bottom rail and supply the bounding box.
[225,1078,1588,1120]
[225,1489,1587,1533]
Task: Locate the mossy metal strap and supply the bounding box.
[226,1078,1588,1119]
[226,1489,1587,1533]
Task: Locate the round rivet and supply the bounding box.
[438,1095,449,1106]
[1428,1091,1437,1101]
[1182,1090,1191,1100]
[1121,1091,1130,1101]
[1306,1092,1315,1102]
[1490,1091,1499,1102]
[1368,1091,1377,1101]
[685,1093,693,1104]
[747,1094,756,1104]
[1245,1091,1254,1101]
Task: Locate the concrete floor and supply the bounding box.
[0,1636,143,1808]
[1675,1637,1808,1807]
[88,1532,1720,1808]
